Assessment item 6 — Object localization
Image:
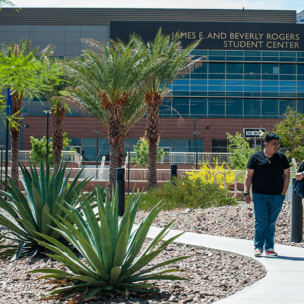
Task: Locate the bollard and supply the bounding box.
[291,177,303,243]
[116,168,125,216]
[170,164,178,184]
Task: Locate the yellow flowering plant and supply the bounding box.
[186,160,238,189]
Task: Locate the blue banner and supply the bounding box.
[6,87,12,116]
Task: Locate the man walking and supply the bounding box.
[244,133,290,257]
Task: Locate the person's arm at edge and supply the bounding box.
[282,168,290,194]
[295,163,304,180]
[244,168,254,204]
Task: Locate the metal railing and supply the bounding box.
[0,150,82,166]
[129,152,232,164]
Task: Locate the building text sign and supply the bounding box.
[110,22,304,51]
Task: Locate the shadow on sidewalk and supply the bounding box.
[263,255,304,261]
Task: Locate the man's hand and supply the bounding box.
[244,194,251,204]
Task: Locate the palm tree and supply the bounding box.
[63,38,149,196]
[0,39,56,186]
[134,30,202,189]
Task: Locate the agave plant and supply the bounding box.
[31,188,189,302]
[0,160,98,260]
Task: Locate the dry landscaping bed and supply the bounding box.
[135,200,304,248]
[0,240,266,304]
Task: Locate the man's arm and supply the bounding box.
[282,168,290,193]
[295,170,303,180]
[244,168,254,204]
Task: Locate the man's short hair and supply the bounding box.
[265,132,280,143]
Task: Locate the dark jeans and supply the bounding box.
[252,193,285,251]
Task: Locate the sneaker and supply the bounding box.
[266,249,278,257]
[254,249,263,257]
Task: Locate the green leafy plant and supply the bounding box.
[31,189,189,302]
[273,106,304,165]
[131,136,169,168]
[0,160,96,260]
[227,132,255,171]
[30,133,76,167]
[126,175,237,211]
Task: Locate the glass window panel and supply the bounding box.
[244,51,261,56]
[262,87,279,92]
[297,100,304,114]
[212,139,227,147]
[244,57,260,61]
[226,63,243,74]
[173,85,190,90]
[82,138,107,146]
[244,63,261,74]
[262,80,278,86]
[244,99,261,117]
[297,87,304,92]
[209,50,225,55]
[226,80,243,85]
[297,52,304,57]
[191,86,207,91]
[297,58,304,62]
[262,74,278,80]
[262,57,278,62]
[244,80,261,86]
[190,91,208,96]
[262,92,279,97]
[188,139,203,152]
[172,91,189,96]
[81,146,96,162]
[227,74,243,79]
[209,74,225,79]
[280,57,297,62]
[190,98,207,117]
[280,75,296,80]
[280,52,296,57]
[298,65,304,74]
[208,80,225,85]
[208,86,225,92]
[279,81,296,86]
[191,73,207,79]
[262,51,279,56]
[226,92,243,97]
[172,139,187,147]
[262,99,278,117]
[280,100,296,115]
[191,50,208,55]
[172,98,189,117]
[262,63,279,75]
[209,56,225,60]
[298,75,304,80]
[280,64,296,74]
[226,86,243,92]
[226,99,243,117]
[226,57,243,61]
[227,51,243,56]
[159,139,171,147]
[244,86,261,92]
[192,65,207,73]
[190,79,207,85]
[70,138,81,146]
[280,87,296,93]
[172,79,189,85]
[159,98,172,117]
[208,99,225,117]
[209,63,225,74]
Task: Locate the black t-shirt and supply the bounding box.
[247,151,290,195]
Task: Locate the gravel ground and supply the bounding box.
[135,199,304,249]
[0,241,266,304]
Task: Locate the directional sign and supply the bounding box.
[243,128,266,138]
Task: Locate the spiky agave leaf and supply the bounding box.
[0,160,98,260]
[32,187,189,302]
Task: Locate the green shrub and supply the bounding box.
[0,160,100,260]
[31,188,189,302]
[127,175,237,211]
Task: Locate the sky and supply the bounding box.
[8,0,304,13]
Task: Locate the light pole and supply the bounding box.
[43,110,52,166]
[124,144,133,195]
[93,130,101,180]
[193,131,201,169]
[191,118,199,164]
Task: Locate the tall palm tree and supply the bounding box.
[63,38,150,196]
[0,39,56,186]
[134,30,202,189]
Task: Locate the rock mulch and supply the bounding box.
[135,200,304,248]
[0,240,266,304]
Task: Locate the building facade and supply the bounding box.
[0,8,302,161]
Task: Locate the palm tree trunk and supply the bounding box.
[109,143,119,199]
[52,108,66,171]
[118,134,127,168]
[10,93,22,187]
[145,92,162,189]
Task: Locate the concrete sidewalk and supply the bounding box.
[147,226,304,304]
